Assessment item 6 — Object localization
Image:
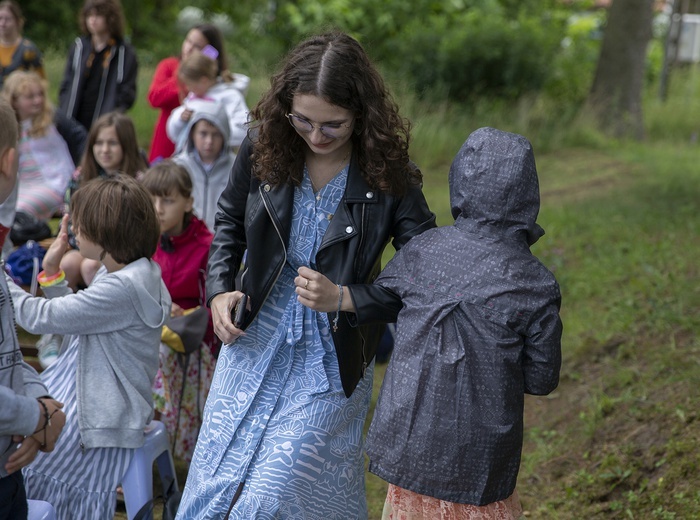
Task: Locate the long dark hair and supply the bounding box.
[80,112,147,185]
[192,23,228,77]
[249,32,420,195]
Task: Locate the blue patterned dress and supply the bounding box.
[177,165,374,519]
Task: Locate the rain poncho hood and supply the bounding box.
[449,126,544,245]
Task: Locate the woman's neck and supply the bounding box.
[91,33,111,51]
[0,33,19,47]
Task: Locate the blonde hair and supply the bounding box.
[178,50,218,84]
[1,70,53,138]
[0,98,18,153]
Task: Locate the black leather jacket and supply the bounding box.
[207,138,436,397]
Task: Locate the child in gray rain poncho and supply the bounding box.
[366,127,563,518]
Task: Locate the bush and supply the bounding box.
[390,9,565,102]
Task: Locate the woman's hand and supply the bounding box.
[42,214,70,275]
[295,266,355,313]
[210,291,248,345]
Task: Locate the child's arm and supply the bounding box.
[166,106,187,144]
[6,216,136,335]
[522,298,563,395]
[7,273,137,336]
[115,43,138,112]
[225,90,249,148]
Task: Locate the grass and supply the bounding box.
[31,53,700,518]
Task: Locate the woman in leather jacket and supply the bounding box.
[176,32,436,520]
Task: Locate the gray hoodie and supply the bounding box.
[8,258,171,449]
[366,127,562,505]
[0,271,49,478]
[172,102,236,231]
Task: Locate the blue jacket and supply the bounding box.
[366,127,562,505]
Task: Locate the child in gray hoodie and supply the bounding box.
[7,175,171,519]
[0,98,66,520]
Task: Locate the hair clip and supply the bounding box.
[202,45,219,60]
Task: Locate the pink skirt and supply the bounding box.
[382,484,523,520]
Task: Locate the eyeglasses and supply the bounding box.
[286,113,353,139]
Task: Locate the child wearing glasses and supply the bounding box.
[166,49,248,155]
[171,101,236,231]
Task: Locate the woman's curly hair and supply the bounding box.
[248,32,421,196]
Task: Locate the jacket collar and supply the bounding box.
[344,154,378,203]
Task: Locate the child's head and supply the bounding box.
[70,175,159,264]
[191,118,224,164]
[1,70,52,136]
[141,160,194,236]
[81,111,147,185]
[0,1,23,39]
[0,98,18,204]
[178,51,218,97]
[80,0,125,40]
[181,23,229,77]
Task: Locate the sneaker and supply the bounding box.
[36,334,61,369]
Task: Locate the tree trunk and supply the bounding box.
[587,0,655,139]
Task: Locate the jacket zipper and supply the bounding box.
[256,185,286,317]
[357,203,368,377]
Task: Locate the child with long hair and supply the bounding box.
[7,175,170,520]
[2,70,74,222]
[142,160,217,462]
[59,0,137,131]
[166,49,248,154]
[61,111,147,290]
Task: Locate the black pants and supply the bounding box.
[0,472,27,520]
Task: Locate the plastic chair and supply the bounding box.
[120,420,178,520]
[27,499,56,520]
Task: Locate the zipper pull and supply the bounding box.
[361,361,367,377]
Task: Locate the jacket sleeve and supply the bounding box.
[58,41,78,114]
[147,57,182,110]
[116,43,138,111]
[53,111,86,166]
[350,181,436,325]
[522,291,563,395]
[166,105,187,144]
[6,274,137,336]
[205,138,252,304]
[225,90,249,148]
[0,386,40,436]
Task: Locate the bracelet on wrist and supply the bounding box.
[37,270,66,287]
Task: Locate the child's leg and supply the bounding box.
[60,249,84,291]
[80,258,102,287]
[0,472,28,520]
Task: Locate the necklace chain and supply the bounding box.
[309,150,350,200]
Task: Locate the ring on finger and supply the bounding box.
[304,279,310,290]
